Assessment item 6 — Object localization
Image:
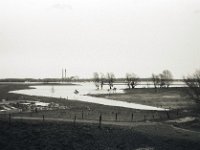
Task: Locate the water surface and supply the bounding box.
[11,82,168,111]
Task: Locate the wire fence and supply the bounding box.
[0,108,195,127]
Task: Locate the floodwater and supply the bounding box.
[10,82,172,111]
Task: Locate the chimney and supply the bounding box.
[65,68,66,79]
[62,69,64,81]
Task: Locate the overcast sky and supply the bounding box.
[0,0,200,79]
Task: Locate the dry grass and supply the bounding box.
[90,88,197,109]
[0,120,200,150]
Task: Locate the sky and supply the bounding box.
[0,0,200,79]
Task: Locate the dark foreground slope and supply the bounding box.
[0,120,200,150]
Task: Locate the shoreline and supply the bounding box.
[0,84,199,126]
[1,83,198,113]
[0,83,200,149]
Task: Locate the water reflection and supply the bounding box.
[51,86,55,94]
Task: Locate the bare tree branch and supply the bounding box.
[126,73,139,89]
[184,70,200,102]
[93,72,100,89]
[106,73,115,90]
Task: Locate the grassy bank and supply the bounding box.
[0,84,31,100]
[0,120,200,150]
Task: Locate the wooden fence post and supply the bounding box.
[115,113,118,121]
[166,111,170,119]
[98,114,102,128]
[74,115,77,126]
[131,113,133,121]
[144,115,146,122]
[82,111,84,119]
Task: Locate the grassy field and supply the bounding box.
[0,120,200,150]
[0,83,200,149]
[89,87,197,109]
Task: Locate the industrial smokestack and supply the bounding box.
[65,68,66,80]
[62,68,64,81]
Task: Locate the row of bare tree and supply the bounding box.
[151,69,200,102]
[93,69,173,90]
[151,70,173,91]
[93,72,140,90]
[93,72,115,90]
[93,69,200,102]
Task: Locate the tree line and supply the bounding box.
[93,69,200,102]
[93,69,173,90]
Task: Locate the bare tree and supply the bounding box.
[184,70,200,101]
[106,73,115,89]
[126,73,139,89]
[130,73,139,89]
[159,73,165,88]
[152,74,160,92]
[126,73,131,89]
[100,73,105,89]
[93,72,100,89]
[154,70,173,89]
[161,70,173,88]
